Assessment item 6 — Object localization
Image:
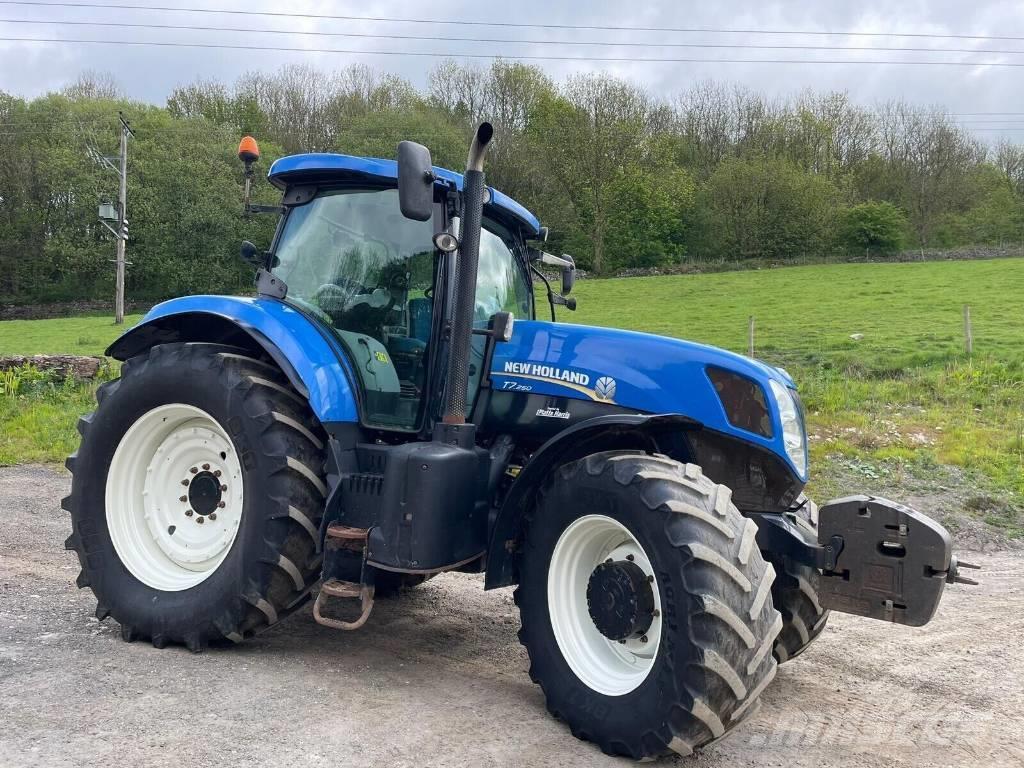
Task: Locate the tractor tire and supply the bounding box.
[515,451,782,760]
[63,343,328,650]
[768,496,830,663]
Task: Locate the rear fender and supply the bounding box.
[106,295,358,424]
[483,413,700,589]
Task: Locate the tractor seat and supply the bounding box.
[387,335,427,385]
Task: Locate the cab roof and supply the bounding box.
[268,153,541,237]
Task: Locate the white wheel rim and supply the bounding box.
[547,514,663,696]
[105,404,245,592]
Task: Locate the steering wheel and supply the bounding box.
[312,277,368,316]
[313,279,401,337]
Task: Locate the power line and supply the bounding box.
[4,16,1024,56]
[1,0,1022,43]
[3,35,1024,66]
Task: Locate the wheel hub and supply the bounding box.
[187,471,223,516]
[105,403,244,592]
[547,514,663,696]
[586,559,656,641]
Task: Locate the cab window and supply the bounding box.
[474,220,533,324]
[464,218,532,406]
[273,187,436,430]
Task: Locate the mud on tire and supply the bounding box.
[514,451,783,760]
[63,343,327,651]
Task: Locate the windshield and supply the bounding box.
[457,217,532,405]
[273,187,436,430]
[453,217,532,324]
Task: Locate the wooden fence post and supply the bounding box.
[963,305,973,356]
[748,315,755,357]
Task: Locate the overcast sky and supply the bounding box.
[2,0,1024,138]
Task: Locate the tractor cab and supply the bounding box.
[263,153,545,432]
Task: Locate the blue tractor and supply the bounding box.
[65,123,975,759]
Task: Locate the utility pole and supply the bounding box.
[114,112,133,324]
[91,112,134,324]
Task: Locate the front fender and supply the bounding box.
[483,413,700,589]
[106,295,358,424]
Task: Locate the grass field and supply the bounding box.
[2,258,1022,532]
[0,313,143,356]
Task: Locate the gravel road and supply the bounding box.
[1,464,1021,768]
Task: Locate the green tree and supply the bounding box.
[604,166,695,272]
[837,201,908,254]
[692,156,842,260]
[938,165,1024,246]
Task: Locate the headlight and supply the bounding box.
[707,368,772,438]
[769,379,808,478]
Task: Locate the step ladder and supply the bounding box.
[313,524,375,631]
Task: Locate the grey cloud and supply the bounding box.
[1,0,1023,138]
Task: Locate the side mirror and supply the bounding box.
[529,249,577,296]
[471,311,515,342]
[559,253,576,296]
[490,311,515,342]
[240,240,261,267]
[397,140,434,221]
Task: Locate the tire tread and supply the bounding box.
[64,343,328,649]
[515,451,783,760]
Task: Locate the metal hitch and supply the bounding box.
[817,495,975,627]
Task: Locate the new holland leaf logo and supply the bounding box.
[595,376,617,400]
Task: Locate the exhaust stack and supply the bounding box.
[442,122,494,425]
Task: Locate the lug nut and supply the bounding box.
[185,510,193,517]
[220,484,227,492]
[218,501,226,508]
[196,517,205,524]
[640,635,648,643]
[647,575,654,583]
[653,609,660,618]
[213,470,221,477]
[181,479,189,486]
[190,466,198,474]
[179,495,187,502]
[626,554,635,561]
[209,513,217,521]
[202,463,210,470]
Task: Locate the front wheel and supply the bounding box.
[515,452,783,759]
[64,343,328,650]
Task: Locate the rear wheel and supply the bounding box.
[63,343,327,650]
[515,451,782,759]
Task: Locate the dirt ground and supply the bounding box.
[1,464,1022,768]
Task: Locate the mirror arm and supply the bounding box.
[245,203,285,215]
[538,252,573,269]
[530,264,557,322]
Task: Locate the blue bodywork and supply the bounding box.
[490,321,805,480]
[111,153,804,485]
[134,295,360,423]
[268,153,541,236]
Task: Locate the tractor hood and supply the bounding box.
[488,320,807,480]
